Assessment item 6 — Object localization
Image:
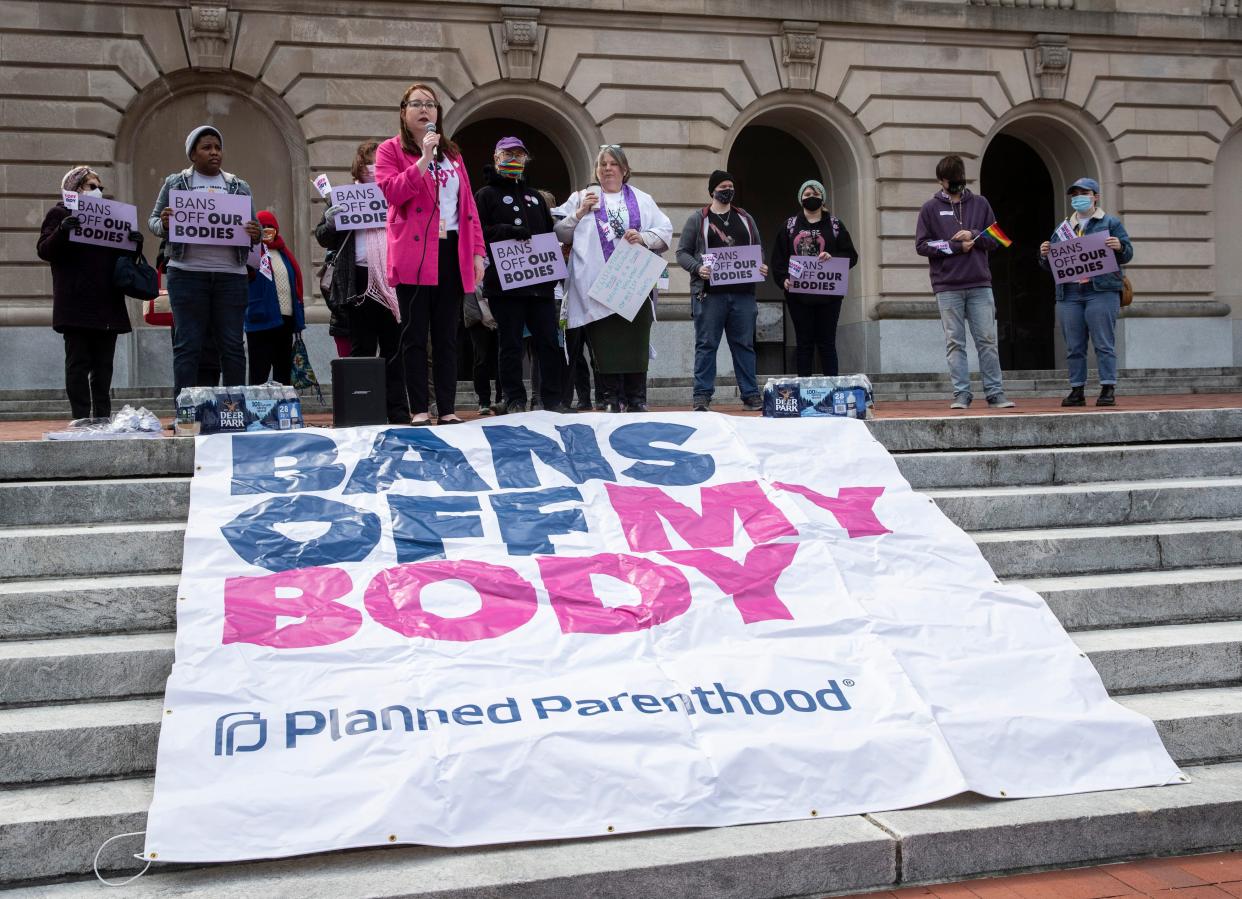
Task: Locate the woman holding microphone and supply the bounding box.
[375,83,485,425]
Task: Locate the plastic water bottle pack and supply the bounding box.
[761,374,874,420]
[175,382,305,435]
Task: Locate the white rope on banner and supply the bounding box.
[93,831,152,887]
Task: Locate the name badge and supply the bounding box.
[439,218,448,240]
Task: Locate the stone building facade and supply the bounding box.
[3,0,1241,388]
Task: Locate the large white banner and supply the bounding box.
[146,414,1180,863]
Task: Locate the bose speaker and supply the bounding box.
[331,357,387,427]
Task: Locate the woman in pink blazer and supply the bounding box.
[375,82,485,424]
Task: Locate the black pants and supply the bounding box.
[598,372,646,409]
[786,298,843,376]
[62,328,117,419]
[466,323,501,407]
[562,326,593,409]
[396,233,462,416]
[349,265,408,422]
[246,316,295,385]
[492,294,561,409]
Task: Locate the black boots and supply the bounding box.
[1096,385,1116,407]
[1061,386,1086,407]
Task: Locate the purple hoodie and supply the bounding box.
[913,189,999,293]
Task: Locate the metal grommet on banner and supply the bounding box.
[606,825,615,833]
[810,809,818,817]
[164,709,172,716]
[999,790,1008,797]
[388,834,397,842]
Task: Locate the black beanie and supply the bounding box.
[708,170,733,194]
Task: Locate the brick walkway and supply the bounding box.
[2,392,1239,443]
[851,850,1242,897]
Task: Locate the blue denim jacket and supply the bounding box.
[147,167,256,267]
[1040,210,1133,300]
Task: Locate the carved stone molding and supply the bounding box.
[186,5,233,70]
[968,0,1074,7]
[780,21,820,92]
[1203,0,1241,16]
[1028,33,1070,101]
[498,6,541,81]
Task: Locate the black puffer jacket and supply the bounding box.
[314,208,360,337]
[36,203,132,334]
[474,166,556,301]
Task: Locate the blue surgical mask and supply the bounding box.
[1070,195,1094,213]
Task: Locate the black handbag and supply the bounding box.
[114,249,160,301]
[317,249,336,299]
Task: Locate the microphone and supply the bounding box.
[425,122,440,163]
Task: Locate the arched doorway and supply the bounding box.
[980,133,1056,370]
[1214,127,1242,322]
[981,110,1113,374]
[452,118,571,207]
[724,101,867,375]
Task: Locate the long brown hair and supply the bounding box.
[350,140,379,181]
[397,83,459,159]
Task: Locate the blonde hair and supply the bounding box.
[595,146,631,184]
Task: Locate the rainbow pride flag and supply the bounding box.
[982,222,1013,248]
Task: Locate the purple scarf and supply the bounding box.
[594,185,642,261]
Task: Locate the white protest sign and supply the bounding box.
[312,174,333,198]
[708,244,763,285]
[587,242,666,321]
[68,196,138,251]
[142,414,1180,864]
[490,232,567,291]
[1047,231,1119,285]
[330,183,387,231]
[788,255,849,296]
[168,190,252,246]
[60,190,79,211]
[258,251,273,281]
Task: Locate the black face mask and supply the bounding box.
[800,196,823,212]
[713,188,735,205]
[947,181,966,194]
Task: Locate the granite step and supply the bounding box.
[0,521,184,580]
[5,763,1242,892]
[927,476,1242,531]
[1012,567,1242,632]
[0,477,189,527]
[974,519,1242,579]
[896,441,1242,489]
[0,632,174,706]
[0,573,179,641]
[1074,621,1242,694]
[4,687,1239,788]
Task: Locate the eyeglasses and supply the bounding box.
[82,182,102,191]
[401,100,436,111]
[599,144,622,151]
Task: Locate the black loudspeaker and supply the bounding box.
[331,357,387,427]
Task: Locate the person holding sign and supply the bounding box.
[36,166,137,420]
[245,211,305,385]
[675,170,768,412]
[769,179,859,378]
[553,146,673,413]
[315,141,409,423]
[375,83,485,425]
[1039,177,1133,407]
[148,125,261,395]
[475,137,563,413]
[914,155,1016,410]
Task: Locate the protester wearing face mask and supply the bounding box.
[474,136,563,413]
[36,166,140,421]
[149,125,261,395]
[1039,178,1133,407]
[769,180,859,378]
[914,154,1016,410]
[676,170,768,412]
[244,211,305,385]
[316,141,409,424]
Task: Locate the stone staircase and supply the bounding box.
[5,368,1242,419]
[1,409,1241,896]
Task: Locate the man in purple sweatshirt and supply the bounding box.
[914,155,1015,410]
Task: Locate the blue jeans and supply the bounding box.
[166,268,248,394]
[1058,285,1120,387]
[693,289,758,400]
[935,287,1004,400]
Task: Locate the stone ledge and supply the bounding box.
[1121,301,1231,318]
